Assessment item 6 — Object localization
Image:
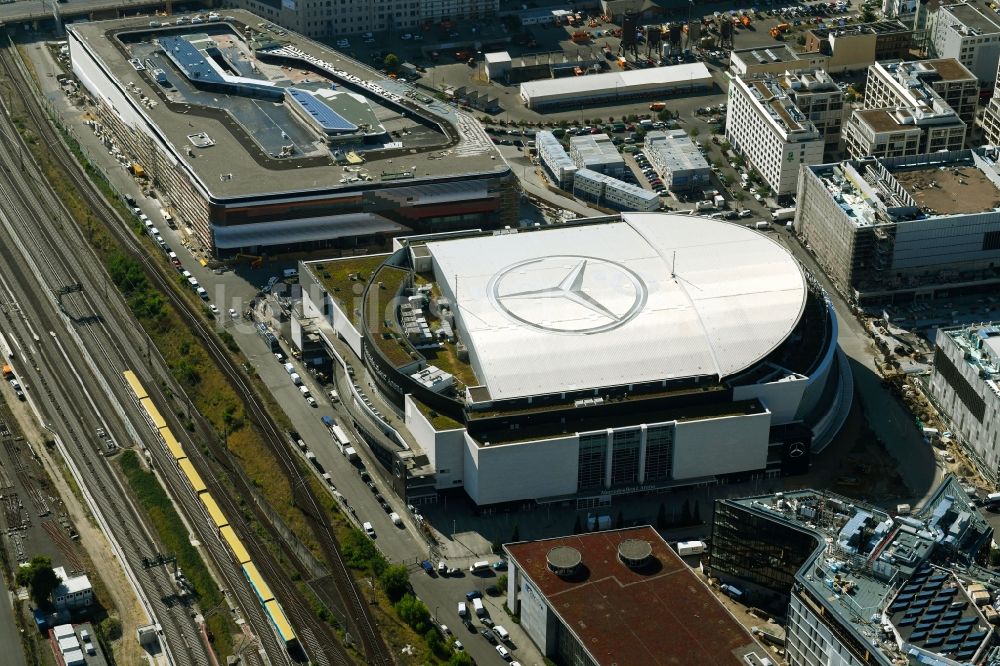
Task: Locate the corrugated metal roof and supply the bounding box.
[426,214,806,400]
[521,63,712,102]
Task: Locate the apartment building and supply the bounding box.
[572,168,661,211]
[229,0,498,39]
[929,324,1000,486]
[537,130,578,189]
[930,3,1000,83]
[644,129,711,193]
[726,74,825,196]
[782,69,845,147]
[865,58,979,125]
[569,133,626,178]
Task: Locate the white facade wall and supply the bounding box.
[301,260,366,356]
[786,594,868,666]
[733,375,809,425]
[931,6,1000,83]
[726,77,824,196]
[462,433,579,505]
[671,411,771,480]
[928,329,1000,484]
[403,394,467,489]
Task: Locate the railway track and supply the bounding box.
[0,38,391,666]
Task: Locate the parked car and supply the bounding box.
[363,522,375,538]
[481,628,497,644]
[421,560,435,575]
[465,590,482,601]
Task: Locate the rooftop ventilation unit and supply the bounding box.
[618,539,653,569]
[547,546,583,577]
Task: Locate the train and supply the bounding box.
[123,370,300,654]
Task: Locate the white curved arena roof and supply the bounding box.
[426,213,807,400]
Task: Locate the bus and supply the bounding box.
[331,424,351,453]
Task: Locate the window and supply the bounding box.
[611,429,640,486]
[644,426,673,481]
[577,435,606,490]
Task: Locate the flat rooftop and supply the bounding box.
[68,10,505,201]
[924,58,977,82]
[725,477,993,665]
[893,164,1000,215]
[855,108,919,133]
[732,44,801,63]
[942,3,1000,34]
[425,213,807,400]
[810,19,910,37]
[504,527,765,666]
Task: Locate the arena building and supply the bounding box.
[299,214,851,507]
[67,11,516,258]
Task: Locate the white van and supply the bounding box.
[457,601,468,617]
[283,362,295,375]
[470,560,490,573]
[196,287,208,300]
[290,373,303,386]
[494,625,510,642]
[472,597,485,616]
[299,385,311,398]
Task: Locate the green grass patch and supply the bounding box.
[117,451,234,660]
[312,255,389,325]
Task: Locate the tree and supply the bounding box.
[689,127,700,138]
[384,53,400,72]
[425,627,444,657]
[16,555,61,607]
[860,5,875,21]
[796,34,807,45]
[394,593,431,634]
[657,108,672,122]
[379,564,410,602]
[448,651,474,666]
[99,617,122,642]
[497,573,508,594]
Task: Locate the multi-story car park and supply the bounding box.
[928,324,1000,485]
[569,134,626,179]
[226,0,498,39]
[68,11,517,258]
[864,59,979,127]
[929,3,1000,85]
[708,478,994,665]
[793,148,1000,305]
[298,213,850,507]
[572,168,661,212]
[726,74,825,196]
[643,130,711,194]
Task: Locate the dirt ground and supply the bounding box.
[6,398,151,666]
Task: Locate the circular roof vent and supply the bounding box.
[547,546,583,577]
[618,539,652,569]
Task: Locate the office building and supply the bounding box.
[729,45,830,77]
[782,69,846,148]
[981,62,1000,147]
[843,107,966,160]
[228,0,498,39]
[504,527,770,666]
[930,3,1000,84]
[928,324,1000,485]
[50,567,93,610]
[793,148,1000,304]
[536,130,578,189]
[299,213,850,507]
[572,168,661,212]
[709,477,994,665]
[68,11,516,258]
[644,130,711,193]
[569,134,626,178]
[519,63,712,109]
[726,74,825,196]
[804,20,912,72]
[865,58,979,126]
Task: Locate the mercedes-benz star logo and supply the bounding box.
[788,442,806,458]
[487,256,647,335]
